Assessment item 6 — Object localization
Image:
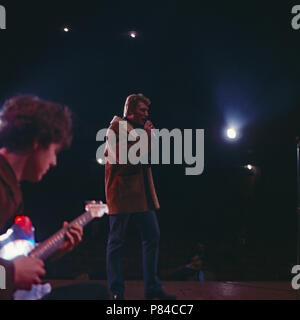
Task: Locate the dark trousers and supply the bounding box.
[106,210,162,296]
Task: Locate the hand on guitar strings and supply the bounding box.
[50,223,83,261]
[47,221,83,260]
[61,222,83,253]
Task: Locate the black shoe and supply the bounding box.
[145,290,176,300]
[111,293,124,300]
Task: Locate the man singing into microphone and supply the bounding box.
[105,93,175,300]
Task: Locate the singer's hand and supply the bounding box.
[144,120,155,136]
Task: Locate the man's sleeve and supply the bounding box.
[0,177,20,231]
[0,178,19,299]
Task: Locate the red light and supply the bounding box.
[14,216,33,234]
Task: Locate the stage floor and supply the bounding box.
[49,280,298,300]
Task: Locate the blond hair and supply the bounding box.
[123,93,151,117]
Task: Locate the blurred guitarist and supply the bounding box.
[0,95,107,300]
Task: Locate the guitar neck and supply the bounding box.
[29,211,93,260]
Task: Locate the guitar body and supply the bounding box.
[0,216,52,299]
[0,216,36,261]
[0,201,108,300]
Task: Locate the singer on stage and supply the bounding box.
[105,93,175,300]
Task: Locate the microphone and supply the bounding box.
[146,119,156,138]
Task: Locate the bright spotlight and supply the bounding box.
[129,31,137,38]
[63,27,70,32]
[226,127,237,140]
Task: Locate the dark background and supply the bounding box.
[1,0,300,281]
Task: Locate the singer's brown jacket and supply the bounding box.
[104,116,160,215]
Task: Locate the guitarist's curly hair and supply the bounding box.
[0,95,72,152]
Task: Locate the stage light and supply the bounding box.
[226,127,237,140]
[97,157,104,165]
[129,31,137,38]
[243,164,259,175]
[63,27,70,32]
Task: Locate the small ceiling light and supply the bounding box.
[129,31,137,38]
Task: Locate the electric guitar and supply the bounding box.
[0,200,108,300]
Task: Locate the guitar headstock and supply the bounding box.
[85,200,109,218]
